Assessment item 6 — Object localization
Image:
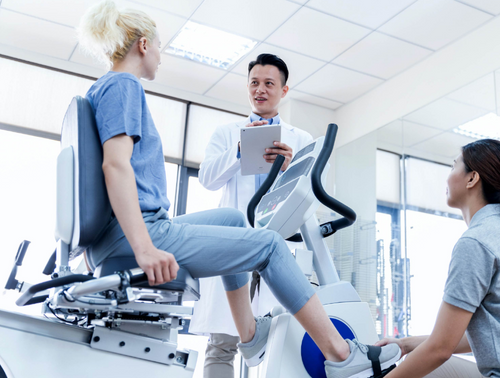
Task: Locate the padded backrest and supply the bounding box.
[59,96,112,259]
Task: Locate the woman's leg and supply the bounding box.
[294,294,350,361]
[104,208,350,361]
[171,208,246,378]
[154,212,351,361]
[226,283,348,361]
[226,283,256,343]
[171,207,246,228]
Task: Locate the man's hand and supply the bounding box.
[239,120,269,151]
[135,246,179,286]
[246,120,268,128]
[265,141,293,171]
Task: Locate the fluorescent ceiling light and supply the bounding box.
[453,112,500,140]
[166,21,257,69]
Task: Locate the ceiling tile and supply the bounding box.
[379,0,492,50]
[411,131,477,157]
[190,0,300,41]
[333,32,432,79]
[404,98,489,130]
[118,1,187,48]
[446,73,495,111]
[295,64,383,103]
[287,90,343,110]
[0,9,77,60]
[230,43,325,87]
[155,54,226,94]
[306,0,416,29]
[1,1,187,44]
[266,7,371,61]
[205,73,251,107]
[1,0,97,27]
[457,0,500,15]
[128,0,204,18]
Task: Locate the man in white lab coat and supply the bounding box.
[189,54,314,378]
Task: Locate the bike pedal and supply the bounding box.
[371,364,396,378]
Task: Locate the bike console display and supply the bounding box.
[254,137,327,238]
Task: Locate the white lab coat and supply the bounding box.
[189,116,313,336]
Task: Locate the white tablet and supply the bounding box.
[240,125,282,176]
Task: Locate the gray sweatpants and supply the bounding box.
[204,333,240,378]
[88,207,315,315]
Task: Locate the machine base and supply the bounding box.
[0,310,197,378]
[260,302,379,378]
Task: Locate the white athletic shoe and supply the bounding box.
[237,315,274,367]
[325,339,401,378]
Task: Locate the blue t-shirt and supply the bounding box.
[86,71,170,212]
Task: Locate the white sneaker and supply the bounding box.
[237,316,274,367]
[325,339,401,378]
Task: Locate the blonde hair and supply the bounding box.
[78,0,156,68]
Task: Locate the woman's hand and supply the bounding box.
[135,246,179,286]
[375,338,410,358]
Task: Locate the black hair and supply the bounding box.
[248,53,289,86]
[462,139,500,204]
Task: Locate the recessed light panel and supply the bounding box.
[453,113,500,140]
[166,21,257,70]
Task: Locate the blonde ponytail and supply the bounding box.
[77,0,156,68]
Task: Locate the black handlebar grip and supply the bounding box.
[128,271,149,286]
[311,124,357,231]
[247,155,285,228]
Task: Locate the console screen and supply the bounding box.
[291,142,315,164]
[273,157,315,191]
[258,179,299,214]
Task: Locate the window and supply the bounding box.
[165,162,179,218]
[405,157,461,216]
[186,176,223,215]
[0,130,60,314]
[0,57,94,135]
[376,150,400,205]
[376,151,467,338]
[405,210,466,335]
[184,105,247,167]
[148,94,187,164]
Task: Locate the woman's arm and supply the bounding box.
[377,329,471,356]
[383,301,473,378]
[102,134,179,286]
[453,333,472,354]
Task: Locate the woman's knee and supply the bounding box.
[221,207,246,227]
[256,229,286,270]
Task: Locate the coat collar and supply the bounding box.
[236,116,295,132]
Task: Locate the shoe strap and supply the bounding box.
[366,345,382,377]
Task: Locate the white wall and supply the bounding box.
[334,131,377,222]
[283,99,336,139]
